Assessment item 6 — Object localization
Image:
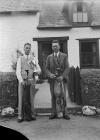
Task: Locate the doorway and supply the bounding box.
[38,40,68,79]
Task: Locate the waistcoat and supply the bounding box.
[21,56,35,80]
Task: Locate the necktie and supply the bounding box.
[27,55,28,60]
[54,53,58,64]
[55,53,58,59]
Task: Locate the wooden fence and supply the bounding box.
[68,66,82,105]
[0,80,18,109]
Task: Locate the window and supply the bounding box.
[80,40,99,68]
[73,2,88,23]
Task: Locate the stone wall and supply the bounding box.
[80,69,100,107]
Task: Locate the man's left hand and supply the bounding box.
[57,76,63,82]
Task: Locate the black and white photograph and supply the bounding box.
[0,0,100,140]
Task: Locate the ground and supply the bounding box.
[0,115,100,140]
[34,80,80,108]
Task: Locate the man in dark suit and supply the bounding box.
[46,40,70,120]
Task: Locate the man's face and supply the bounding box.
[52,42,60,53]
[24,44,31,55]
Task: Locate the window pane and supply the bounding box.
[83,5,87,12]
[83,12,88,22]
[73,4,77,12]
[77,3,82,12]
[92,43,96,52]
[77,12,82,22]
[73,13,77,22]
[80,41,98,68]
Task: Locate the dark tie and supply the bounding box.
[55,53,58,59]
[54,53,59,66]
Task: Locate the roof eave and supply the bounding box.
[91,25,100,28]
[37,25,72,30]
[33,36,69,41]
[0,9,39,14]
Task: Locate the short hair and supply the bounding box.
[52,40,59,44]
[24,43,31,47]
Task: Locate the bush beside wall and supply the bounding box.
[1,69,100,109]
[80,69,100,108]
[0,72,18,109]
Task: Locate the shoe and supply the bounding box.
[31,116,36,121]
[24,115,32,121]
[49,114,57,120]
[25,118,32,121]
[35,88,39,93]
[63,115,70,120]
[17,118,23,123]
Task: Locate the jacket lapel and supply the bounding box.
[53,53,60,67]
[51,52,62,67]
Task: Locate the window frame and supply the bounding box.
[79,39,99,69]
[72,2,89,26]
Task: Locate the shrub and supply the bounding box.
[80,69,100,107]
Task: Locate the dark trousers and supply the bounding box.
[18,80,36,119]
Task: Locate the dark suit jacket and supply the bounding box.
[46,52,69,82]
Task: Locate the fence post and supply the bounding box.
[68,66,76,102]
[75,66,82,105]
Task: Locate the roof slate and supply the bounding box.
[91,1,100,27]
[0,0,100,28]
[0,0,40,12]
[38,1,72,28]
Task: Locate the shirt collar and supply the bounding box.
[54,52,60,57]
[24,54,31,59]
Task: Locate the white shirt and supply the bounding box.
[16,54,41,83]
[54,52,60,57]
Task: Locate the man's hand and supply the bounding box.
[35,75,39,81]
[57,76,63,82]
[21,80,30,86]
[21,81,25,86]
[50,74,56,79]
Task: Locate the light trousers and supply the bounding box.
[50,80,68,115]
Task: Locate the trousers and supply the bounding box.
[18,80,36,119]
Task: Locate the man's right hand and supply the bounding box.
[50,74,56,79]
[21,81,25,86]
[21,80,28,86]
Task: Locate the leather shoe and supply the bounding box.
[63,115,70,120]
[17,118,23,123]
[31,116,36,121]
[49,114,57,120]
[25,118,32,121]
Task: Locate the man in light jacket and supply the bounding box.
[16,43,41,122]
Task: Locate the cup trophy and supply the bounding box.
[54,68,64,118]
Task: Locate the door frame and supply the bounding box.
[33,36,69,79]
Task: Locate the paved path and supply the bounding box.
[0,115,100,140]
[34,81,80,108]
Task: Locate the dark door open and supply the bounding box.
[38,40,68,79]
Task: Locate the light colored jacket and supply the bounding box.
[16,54,41,83]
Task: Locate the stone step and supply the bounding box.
[35,106,82,116]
